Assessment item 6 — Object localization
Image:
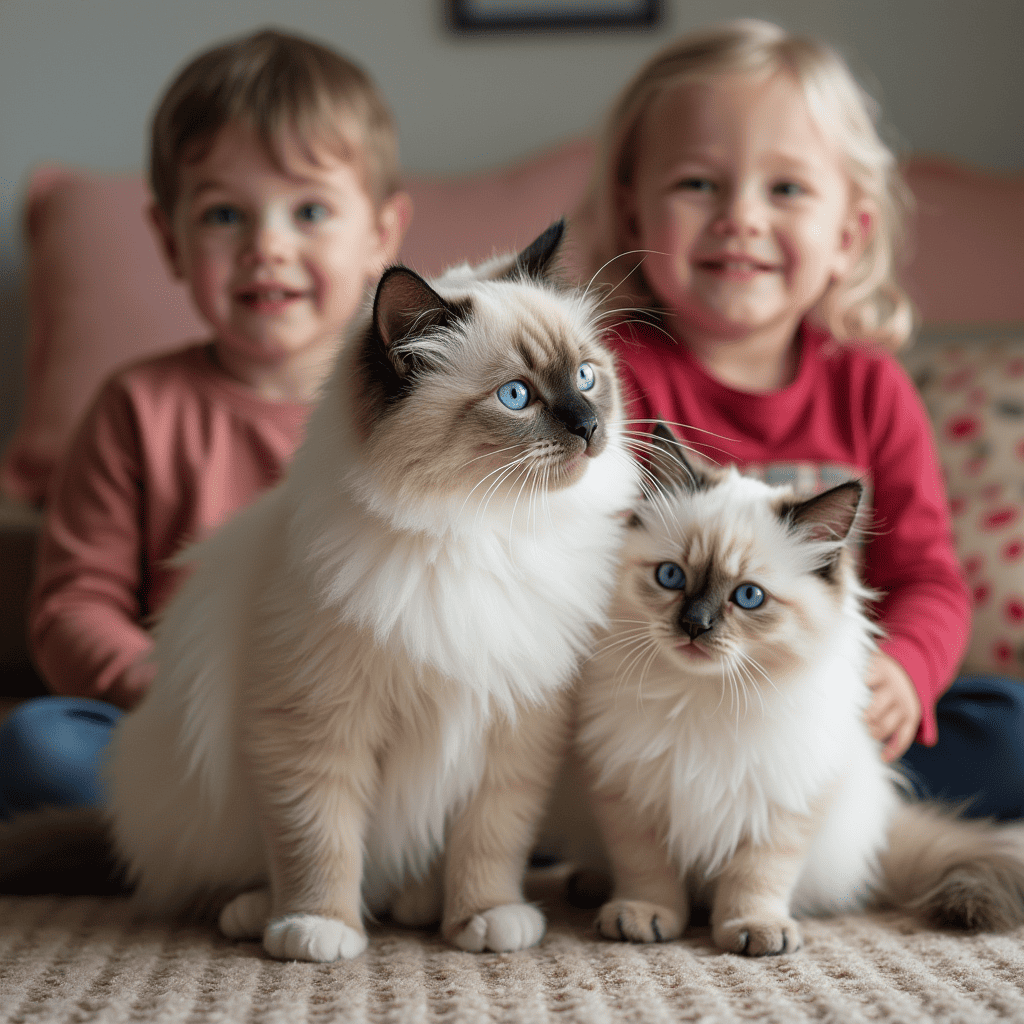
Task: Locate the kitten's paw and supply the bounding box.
[450,904,546,952]
[219,889,271,940]
[263,914,367,962]
[596,899,684,943]
[713,915,802,956]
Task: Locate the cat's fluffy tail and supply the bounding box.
[0,806,128,896]
[878,802,1024,930]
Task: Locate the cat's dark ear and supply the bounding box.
[494,220,566,283]
[372,265,468,379]
[782,480,863,545]
[647,422,712,496]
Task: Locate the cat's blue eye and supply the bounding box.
[296,202,329,223]
[655,562,686,590]
[733,583,765,609]
[202,205,242,226]
[498,380,530,410]
[577,362,595,392]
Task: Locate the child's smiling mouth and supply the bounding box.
[694,254,778,280]
[236,284,310,311]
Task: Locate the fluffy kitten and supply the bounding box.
[572,424,1024,956]
[93,223,638,961]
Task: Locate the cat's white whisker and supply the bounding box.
[459,451,530,520]
[579,248,670,308]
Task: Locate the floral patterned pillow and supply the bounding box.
[902,332,1024,679]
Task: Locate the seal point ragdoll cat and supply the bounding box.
[569,423,1024,956]
[2,223,639,963]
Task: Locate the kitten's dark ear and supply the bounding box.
[782,480,863,544]
[495,220,566,283]
[647,422,711,496]
[372,265,467,379]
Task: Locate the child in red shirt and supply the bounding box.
[575,21,1019,817]
[0,28,410,818]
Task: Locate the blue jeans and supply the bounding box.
[0,696,121,820]
[901,674,1024,820]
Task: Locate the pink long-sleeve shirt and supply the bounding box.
[607,320,971,746]
[30,344,310,704]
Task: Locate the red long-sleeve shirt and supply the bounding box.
[30,344,310,705]
[607,320,970,746]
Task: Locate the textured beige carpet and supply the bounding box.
[3,885,1024,1024]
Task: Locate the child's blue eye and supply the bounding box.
[655,562,686,590]
[498,381,530,410]
[296,202,329,223]
[677,177,715,193]
[202,205,242,226]
[772,181,805,198]
[733,583,765,609]
[577,362,595,392]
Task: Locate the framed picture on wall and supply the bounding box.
[448,0,661,32]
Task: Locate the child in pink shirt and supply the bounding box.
[0,28,410,818]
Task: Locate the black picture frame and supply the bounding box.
[448,0,661,33]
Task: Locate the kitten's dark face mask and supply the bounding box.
[349,222,622,503]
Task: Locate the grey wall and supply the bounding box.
[1,0,1022,446]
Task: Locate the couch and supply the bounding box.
[1,141,1023,700]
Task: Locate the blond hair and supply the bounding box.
[150,28,400,215]
[576,19,914,348]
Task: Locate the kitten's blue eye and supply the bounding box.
[733,583,765,609]
[202,205,242,226]
[655,562,686,590]
[577,362,595,391]
[498,380,530,410]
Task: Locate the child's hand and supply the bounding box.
[864,651,921,762]
[109,653,157,711]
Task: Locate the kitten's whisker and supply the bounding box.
[732,657,765,718]
[593,627,656,660]
[613,634,661,700]
[633,640,663,715]
[735,651,781,698]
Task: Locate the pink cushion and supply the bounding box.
[400,138,594,279]
[0,140,595,506]
[2,169,207,504]
[901,333,1024,679]
[902,160,1024,327]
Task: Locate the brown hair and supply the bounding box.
[149,28,400,215]
[575,19,914,348]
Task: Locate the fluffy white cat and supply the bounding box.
[562,425,1024,955]
[96,222,638,961]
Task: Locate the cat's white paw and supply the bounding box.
[219,889,271,940]
[451,904,546,952]
[263,914,368,962]
[596,899,684,943]
[713,914,802,956]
